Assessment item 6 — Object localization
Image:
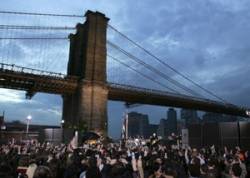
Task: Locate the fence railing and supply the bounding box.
[0,62,67,79]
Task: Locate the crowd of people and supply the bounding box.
[0,134,250,178]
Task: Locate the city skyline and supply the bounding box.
[0,0,250,138]
[122,108,241,138]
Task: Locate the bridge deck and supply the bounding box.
[0,63,249,117]
[0,63,78,97]
[108,83,249,117]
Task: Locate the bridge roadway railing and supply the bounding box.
[107,82,248,111]
[0,62,65,78]
[0,62,78,95]
[0,62,78,81]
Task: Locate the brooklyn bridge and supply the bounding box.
[0,10,249,136]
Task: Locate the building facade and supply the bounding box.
[157,108,178,138]
[157,118,168,138]
[167,108,177,135]
[202,112,238,123]
[181,109,200,127]
[127,112,157,138]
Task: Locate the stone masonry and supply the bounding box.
[62,10,109,136]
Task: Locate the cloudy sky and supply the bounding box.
[0,0,250,138]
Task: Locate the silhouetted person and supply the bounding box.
[231,163,242,178]
[33,166,52,178]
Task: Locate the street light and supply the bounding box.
[61,120,65,128]
[246,110,250,117]
[61,120,65,143]
[0,125,6,130]
[26,115,32,138]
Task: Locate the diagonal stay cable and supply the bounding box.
[108,41,203,97]
[108,24,228,103]
[108,54,180,94]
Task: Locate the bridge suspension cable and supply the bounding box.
[0,37,68,40]
[108,54,180,94]
[108,24,228,103]
[0,24,74,40]
[0,25,75,30]
[108,41,202,98]
[0,10,84,18]
[0,23,70,72]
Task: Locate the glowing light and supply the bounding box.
[27,115,32,120]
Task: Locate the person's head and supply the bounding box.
[191,157,200,166]
[155,158,162,164]
[17,174,28,178]
[33,166,52,178]
[200,164,208,174]
[109,162,125,177]
[88,156,97,168]
[188,164,200,177]
[207,158,215,168]
[192,148,198,158]
[152,162,162,178]
[86,166,102,178]
[230,163,242,178]
[0,161,12,176]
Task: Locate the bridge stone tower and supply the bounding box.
[62,10,109,136]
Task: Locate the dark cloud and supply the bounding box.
[205,65,250,105]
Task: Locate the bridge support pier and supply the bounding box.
[62,10,109,136]
[77,81,108,136]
